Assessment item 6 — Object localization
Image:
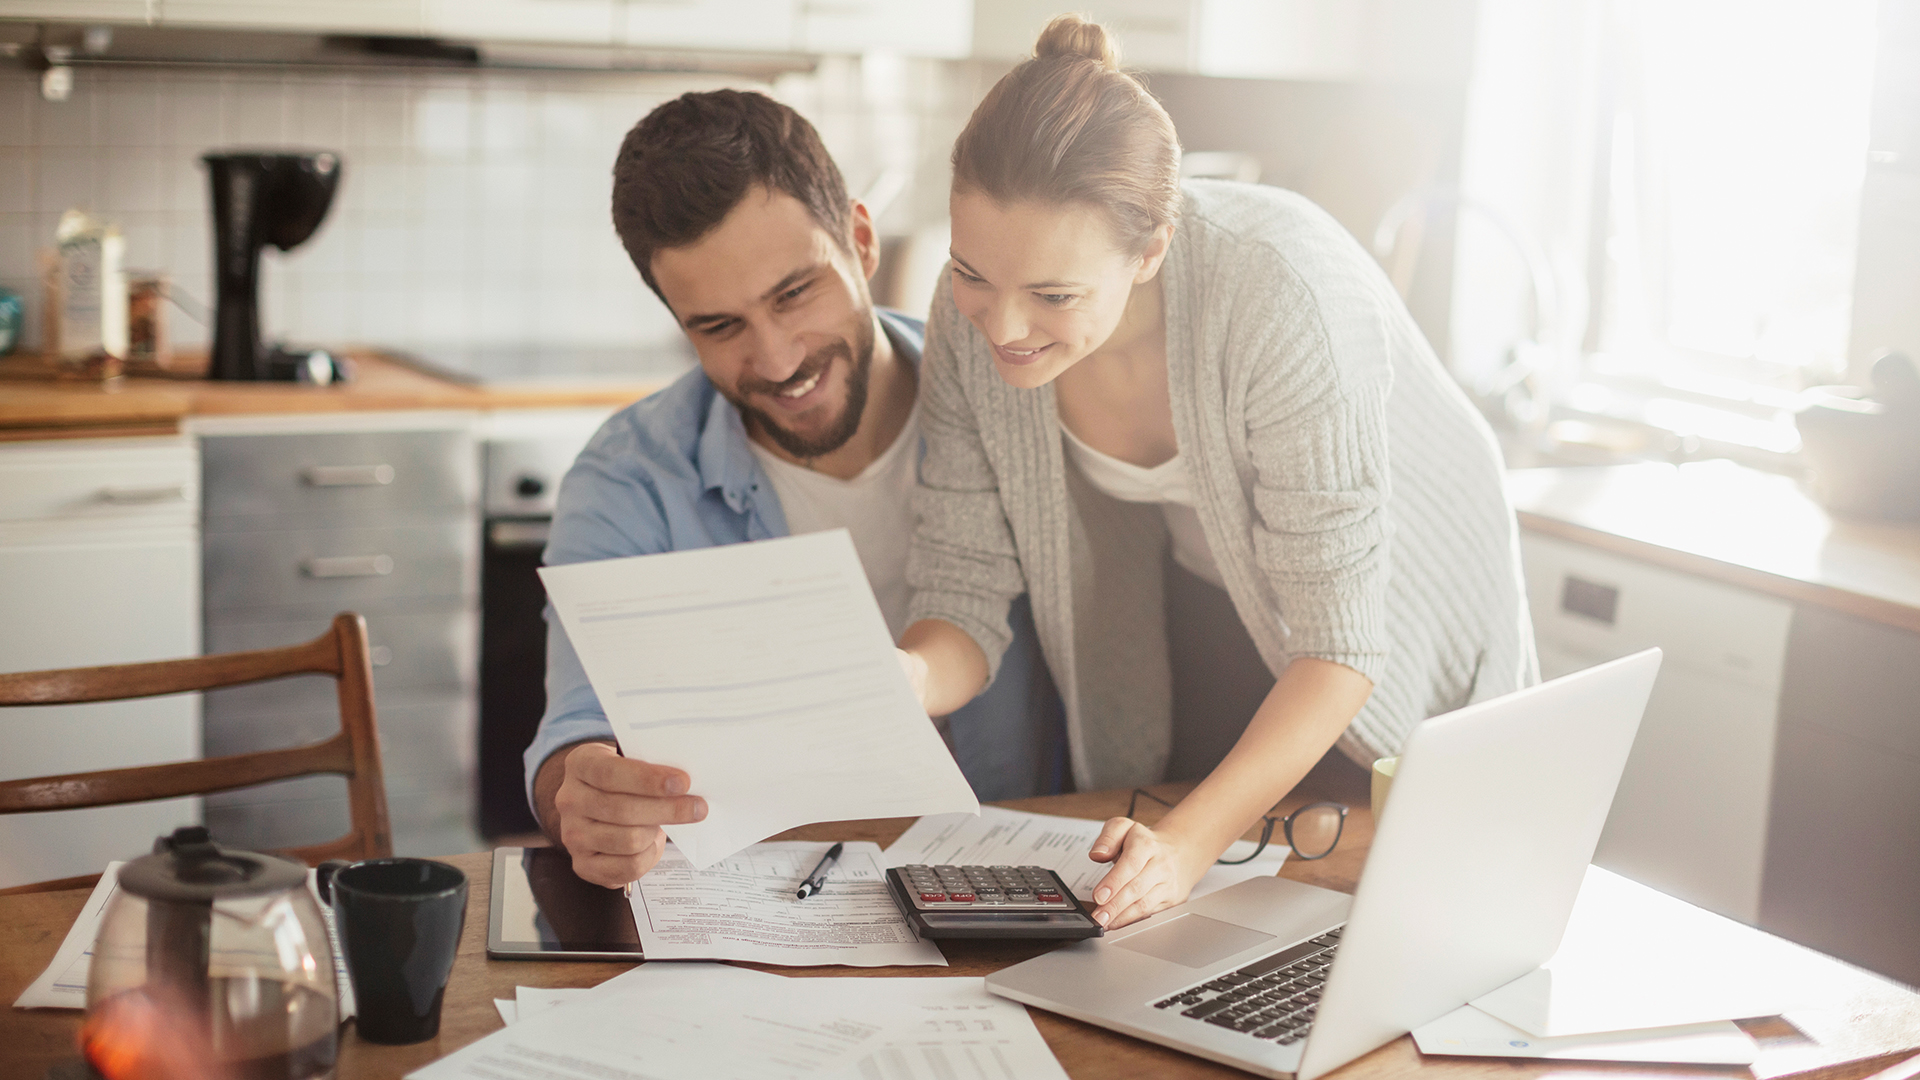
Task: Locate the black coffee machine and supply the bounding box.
[204,151,344,382]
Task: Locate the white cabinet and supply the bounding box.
[0,1,155,20]
[426,0,618,45]
[795,0,971,58]
[1521,532,1793,924]
[620,0,794,52]
[159,0,425,34]
[973,0,1467,80]
[0,436,201,891]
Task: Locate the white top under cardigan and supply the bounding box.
[1059,424,1225,590]
[906,180,1538,790]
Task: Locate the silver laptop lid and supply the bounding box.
[1298,647,1661,1080]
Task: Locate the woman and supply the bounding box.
[897,14,1536,930]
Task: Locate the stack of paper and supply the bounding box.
[540,531,980,870]
[420,963,1068,1080]
[1416,866,1832,1065]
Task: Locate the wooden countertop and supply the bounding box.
[0,350,673,440]
[1508,461,1920,635]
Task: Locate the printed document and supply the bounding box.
[630,841,946,967]
[411,963,893,1080]
[884,806,1288,902]
[450,963,1068,1080]
[15,862,356,1018]
[540,530,979,869]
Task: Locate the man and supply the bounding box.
[526,89,1061,889]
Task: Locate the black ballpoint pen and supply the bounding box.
[795,842,844,900]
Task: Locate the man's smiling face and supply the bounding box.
[652,185,878,460]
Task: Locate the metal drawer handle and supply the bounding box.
[302,554,394,579]
[97,483,188,504]
[303,464,395,487]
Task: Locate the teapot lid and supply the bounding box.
[118,827,308,902]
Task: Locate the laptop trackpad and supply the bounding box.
[1113,914,1275,968]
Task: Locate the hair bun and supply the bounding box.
[1034,13,1119,70]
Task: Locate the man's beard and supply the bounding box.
[726,314,875,461]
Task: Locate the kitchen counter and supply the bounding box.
[1508,460,1920,635]
[0,350,674,440]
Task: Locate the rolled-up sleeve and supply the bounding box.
[906,282,1029,685]
[1238,247,1395,684]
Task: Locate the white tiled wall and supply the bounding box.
[0,56,992,357]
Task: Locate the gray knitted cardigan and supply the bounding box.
[907,180,1537,791]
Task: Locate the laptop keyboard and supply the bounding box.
[1152,926,1344,1044]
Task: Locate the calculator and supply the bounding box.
[884,864,1104,940]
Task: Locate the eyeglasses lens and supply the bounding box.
[1289,806,1344,859]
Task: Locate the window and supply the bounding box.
[1582,0,1878,455]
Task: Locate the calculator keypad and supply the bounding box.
[898,865,1074,909]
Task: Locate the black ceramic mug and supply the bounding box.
[316,858,468,1045]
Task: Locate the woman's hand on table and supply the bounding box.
[552,741,708,889]
[1086,817,1211,929]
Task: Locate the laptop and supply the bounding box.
[986,648,1662,1080]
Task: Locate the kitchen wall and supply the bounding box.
[0,55,999,360]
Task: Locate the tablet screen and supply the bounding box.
[488,846,645,959]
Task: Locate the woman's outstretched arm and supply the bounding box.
[1085,656,1372,928]
[898,617,991,718]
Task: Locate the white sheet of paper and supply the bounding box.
[1413,1004,1757,1064]
[807,975,1071,1080]
[883,806,1287,902]
[13,863,120,1010]
[410,963,900,1080]
[473,964,1065,1080]
[493,999,516,1026]
[630,841,946,967]
[514,986,588,1020]
[1471,866,1814,1037]
[539,530,980,869]
[14,863,356,1019]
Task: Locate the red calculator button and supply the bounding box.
[919,892,948,903]
[1036,892,1063,902]
[948,892,976,902]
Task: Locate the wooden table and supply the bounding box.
[4,771,1915,1080]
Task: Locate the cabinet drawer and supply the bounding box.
[204,523,477,615]
[202,430,477,527]
[0,436,197,528]
[202,610,476,721]
[1520,532,1792,694]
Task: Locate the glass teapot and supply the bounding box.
[82,827,339,1080]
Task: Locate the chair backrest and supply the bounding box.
[0,612,392,891]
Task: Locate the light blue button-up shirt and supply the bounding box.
[524,310,1064,812]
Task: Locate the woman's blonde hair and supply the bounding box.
[951,13,1182,254]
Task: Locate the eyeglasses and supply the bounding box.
[1126,789,1349,864]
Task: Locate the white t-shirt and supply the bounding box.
[747,403,923,638]
[1061,422,1227,589]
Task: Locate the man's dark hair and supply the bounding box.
[611,89,853,303]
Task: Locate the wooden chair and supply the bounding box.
[0,612,392,894]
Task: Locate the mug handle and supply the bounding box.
[314,859,353,904]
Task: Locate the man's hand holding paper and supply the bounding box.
[545,741,709,887]
[539,530,980,873]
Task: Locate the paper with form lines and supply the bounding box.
[430,963,1068,1080]
[629,841,945,967]
[540,530,979,869]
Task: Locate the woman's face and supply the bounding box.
[948,191,1169,389]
